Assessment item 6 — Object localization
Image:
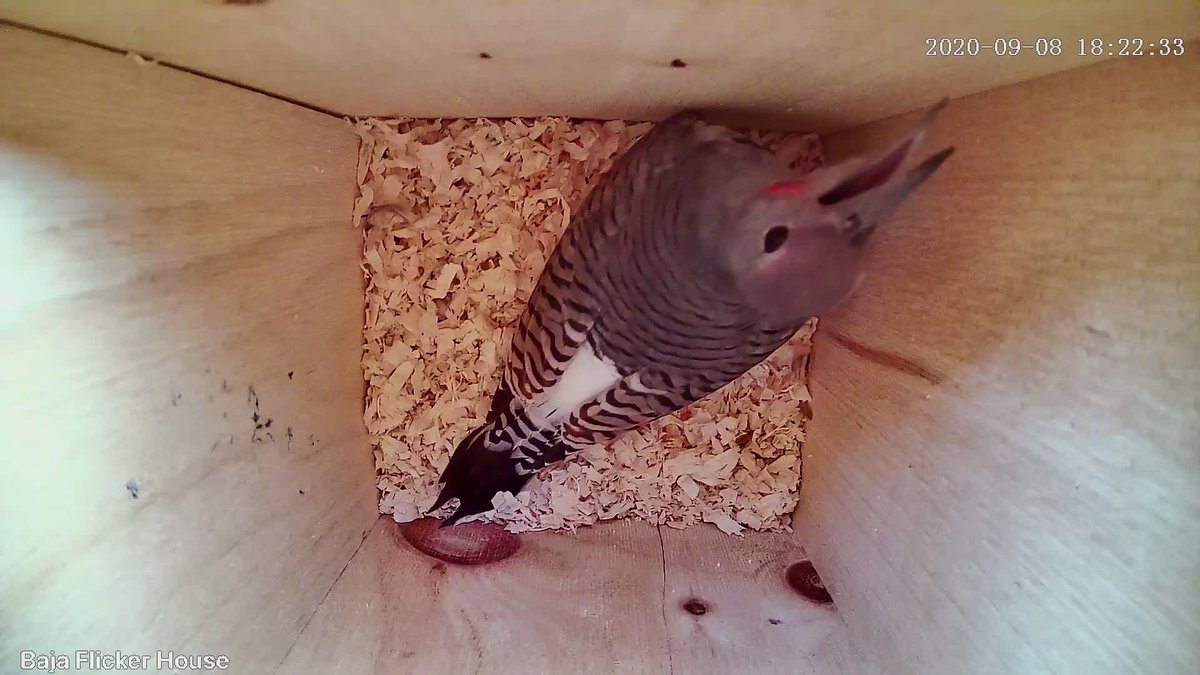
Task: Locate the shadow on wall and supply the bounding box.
[0,27,376,669]
[795,53,1200,673]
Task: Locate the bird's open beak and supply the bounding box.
[817,98,955,228]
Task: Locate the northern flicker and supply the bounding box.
[432,100,954,525]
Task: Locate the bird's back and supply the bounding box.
[518,113,806,400]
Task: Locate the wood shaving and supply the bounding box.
[356,116,823,534]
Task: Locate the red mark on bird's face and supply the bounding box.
[765,181,808,197]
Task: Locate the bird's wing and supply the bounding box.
[501,111,708,405]
[558,324,797,451]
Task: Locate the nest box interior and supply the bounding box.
[1,3,1197,673]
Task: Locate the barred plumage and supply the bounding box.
[433,102,954,525]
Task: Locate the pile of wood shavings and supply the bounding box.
[356,116,823,534]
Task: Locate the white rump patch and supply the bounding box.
[527,343,621,424]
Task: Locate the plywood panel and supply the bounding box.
[278,518,671,674]
[0,26,377,672]
[658,525,842,674]
[1,1,1197,130]
[281,518,842,674]
[795,48,1200,674]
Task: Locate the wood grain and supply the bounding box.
[277,517,669,674]
[0,26,377,672]
[1,1,1197,130]
[796,47,1200,674]
[279,518,842,674]
[658,525,842,674]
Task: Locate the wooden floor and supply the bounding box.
[277,518,843,674]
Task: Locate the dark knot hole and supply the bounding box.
[786,561,833,604]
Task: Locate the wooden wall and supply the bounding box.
[797,47,1200,674]
[0,26,378,672]
[4,10,1199,674]
[278,519,844,674]
[1,1,1197,130]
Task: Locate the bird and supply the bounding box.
[430,100,954,526]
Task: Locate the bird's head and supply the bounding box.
[725,98,954,320]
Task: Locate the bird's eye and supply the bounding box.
[763,226,789,253]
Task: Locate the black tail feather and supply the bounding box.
[430,424,535,527]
